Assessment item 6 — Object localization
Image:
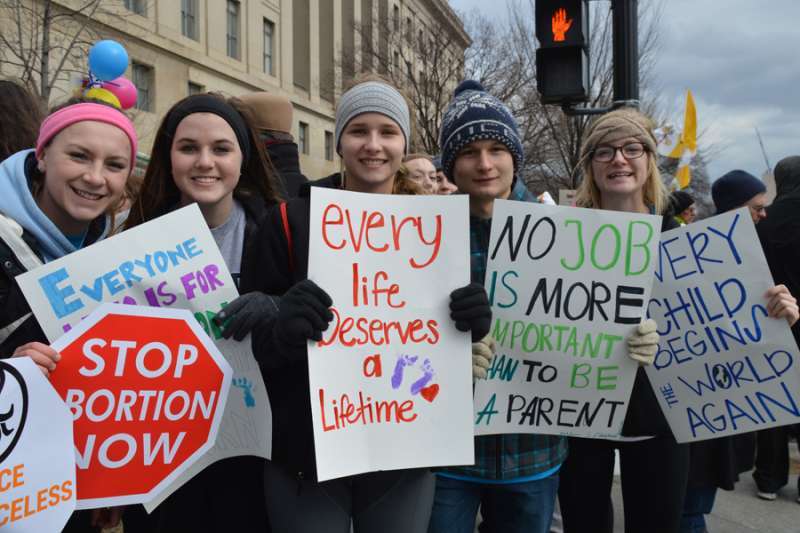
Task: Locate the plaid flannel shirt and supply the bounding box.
[442,178,567,481]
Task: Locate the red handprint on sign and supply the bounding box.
[551,8,573,42]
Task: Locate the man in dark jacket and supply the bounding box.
[427,80,566,533]
[239,92,308,197]
[754,155,800,503]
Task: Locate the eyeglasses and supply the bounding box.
[591,142,647,163]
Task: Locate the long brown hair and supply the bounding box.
[125,93,282,229]
[0,79,44,162]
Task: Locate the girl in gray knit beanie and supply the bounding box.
[334,74,414,194]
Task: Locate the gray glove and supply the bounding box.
[214,292,280,341]
[472,334,496,380]
[627,319,659,365]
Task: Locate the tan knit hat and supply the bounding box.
[580,108,658,163]
[238,92,293,134]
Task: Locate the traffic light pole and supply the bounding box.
[612,0,639,105]
[562,0,639,116]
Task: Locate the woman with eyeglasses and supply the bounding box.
[556,108,689,533]
[556,109,798,533]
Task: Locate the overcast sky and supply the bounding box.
[449,0,800,181]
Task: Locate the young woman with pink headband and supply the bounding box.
[0,98,137,532]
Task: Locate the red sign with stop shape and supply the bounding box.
[49,303,232,509]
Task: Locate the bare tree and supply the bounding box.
[0,0,134,106]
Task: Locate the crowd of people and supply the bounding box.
[0,74,798,533]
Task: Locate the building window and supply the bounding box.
[393,5,399,32]
[406,16,413,41]
[393,51,400,73]
[226,0,241,60]
[181,0,198,40]
[124,0,146,16]
[298,122,309,155]
[132,63,153,112]
[263,18,275,75]
[188,82,204,95]
[325,131,334,161]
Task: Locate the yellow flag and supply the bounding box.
[668,90,697,158]
[667,90,697,188]
[676,164,691,189]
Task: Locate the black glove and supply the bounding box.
[274,279,334,347]
[213,292,281,341]
[450,283,492,342]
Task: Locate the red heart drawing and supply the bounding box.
[420,383,440,403]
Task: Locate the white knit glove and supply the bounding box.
[472,334,496,380]
[627,319,659,366]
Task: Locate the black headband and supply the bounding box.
[165,94,251,162]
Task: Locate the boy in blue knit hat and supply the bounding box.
[427,80,566,533]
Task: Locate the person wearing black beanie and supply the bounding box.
[429,80,563,533]
[669,190,695,225]
[711,169,767,223]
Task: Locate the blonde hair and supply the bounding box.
[575,154,668,214]
[403,153,432,164]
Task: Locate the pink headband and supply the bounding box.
[36,103,138,170]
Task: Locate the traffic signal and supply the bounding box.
[535,0,589,105]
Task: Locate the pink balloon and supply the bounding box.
[101,77,137,110]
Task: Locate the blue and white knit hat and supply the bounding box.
[439,80,523,180]
[335,81,411,155]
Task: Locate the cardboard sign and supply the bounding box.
[49,303,231,508]
[307,188,474,481]
[646,209,800,442]
[473,201,662,438]
[0,357,75,532]
[15,204,271,510]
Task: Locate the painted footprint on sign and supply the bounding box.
[233,377,256,408]
[0,361,27,462]
[391,355,440,403]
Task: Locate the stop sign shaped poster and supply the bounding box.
[49,303,232,509]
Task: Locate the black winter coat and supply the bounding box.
[264,140,308,199]
[250,174,340,481]
[757,194,800,348]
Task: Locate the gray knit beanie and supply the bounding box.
[335,81,411,154]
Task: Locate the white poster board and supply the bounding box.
[307,188,474,481]
[474,201,662,437]
[646,208,800,442]
[0,357,76,532]
[16,205,270,510]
